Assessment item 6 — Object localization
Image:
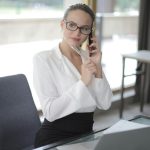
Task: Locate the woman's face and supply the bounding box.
[61,10,93,47]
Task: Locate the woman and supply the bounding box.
[33,3,112,148]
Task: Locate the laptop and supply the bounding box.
[94,126,150,150]
[56,121,150,150]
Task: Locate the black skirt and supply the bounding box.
[34,112,94,148]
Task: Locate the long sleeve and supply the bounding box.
[33,46,113,122]
[90,72,113,110]
[33,52,96,122]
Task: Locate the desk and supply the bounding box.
[34,115,150,150]
[120,50,150,118]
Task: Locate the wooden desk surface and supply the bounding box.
[122,50,150,63]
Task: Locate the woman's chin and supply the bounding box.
[66,39,81,48]
[70,42,80,48]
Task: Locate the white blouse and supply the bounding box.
[33,44,113,122]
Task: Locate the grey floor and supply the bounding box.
[93,101,150,131]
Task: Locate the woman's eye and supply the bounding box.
[69,22,76,28]
[82,26,90,31]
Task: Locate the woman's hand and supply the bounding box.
[88,37,103,78]
[81,59,97,86]
[88,36,102,65]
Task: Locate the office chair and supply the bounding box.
[0,74,41,150]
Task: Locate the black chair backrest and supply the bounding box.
[0,74,41,150]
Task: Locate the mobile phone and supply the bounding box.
[89,32,93,57]
[89,32,93,45]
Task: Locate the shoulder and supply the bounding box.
[34,50,51,60]
[33,46,59,62]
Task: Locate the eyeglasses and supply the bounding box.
[64,20,92,35]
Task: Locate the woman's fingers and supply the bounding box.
[84,60,97,74]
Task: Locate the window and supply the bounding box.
[0,0,64,109]
[0,0,83,109]
[96,0,140,91]
[0,0,140,109]
[115,0,139,13]
[0,0,64,18]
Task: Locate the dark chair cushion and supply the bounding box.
[0,74,41,150]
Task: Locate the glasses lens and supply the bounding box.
[65,20,92,35]
[80,26,91,35]
[66,21,77,31]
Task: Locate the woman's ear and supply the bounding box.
[60,20,64,29]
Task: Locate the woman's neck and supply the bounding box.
[59,41,82,74]
[59,41,80,59]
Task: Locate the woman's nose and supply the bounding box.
[75,28,81,36]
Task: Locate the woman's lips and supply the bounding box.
[71,37,80,42]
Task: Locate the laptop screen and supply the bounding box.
[94,126,150,150]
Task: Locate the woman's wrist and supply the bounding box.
[95,64,102,78]
[81,77,88,86]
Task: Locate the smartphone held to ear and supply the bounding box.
[89,32,93,57]
[89,32,93,45]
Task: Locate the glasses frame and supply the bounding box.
[64,20,92,35]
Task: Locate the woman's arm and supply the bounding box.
[33,54,96,122]
[91,72,113,110]
[83,36,112,110]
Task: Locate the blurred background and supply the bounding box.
[0,0,140,109]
